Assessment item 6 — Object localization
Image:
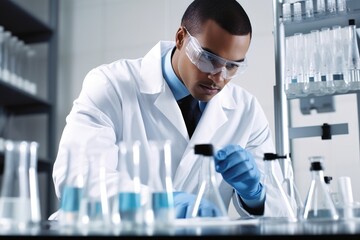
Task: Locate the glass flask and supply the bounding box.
[262,153,297,222]
[190,144,228,220]
[0,141,41,234]
[77,148,112,235]
[111,141,143,234]
[57,146,86,233]
[146,140,175,230]
[302,156,339,221]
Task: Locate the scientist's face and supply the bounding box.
[172,19,250,102]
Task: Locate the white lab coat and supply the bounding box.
[52,41,288,218]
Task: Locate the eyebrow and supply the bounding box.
[202,47,245,63]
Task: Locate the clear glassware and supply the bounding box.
[111,141,143,234]
[0,141,41,234]
[319,27,336,95]
[305,0,314,19]
[316,0,326,16]
[77,148,112,235]
[293,33,308,97]
[285,35,297,99]
[305,30,323,96]
[302,156,339,221]
[262,153,297,222]
[57,146,86,233]
[146,140,175,230]
[191,144,228,220]
[337,0,347,13]
[2,31,11,83]
[344,19,360,90]
[331,25,349,93]
[0,26,4,80]
[293,2,303,22]
[282,3,292,23]
[326,0,337,14]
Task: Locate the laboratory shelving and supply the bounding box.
[273,0,360,157]
[0,0,58,219]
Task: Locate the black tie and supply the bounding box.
[178,94,202,138]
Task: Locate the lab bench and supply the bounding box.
[1,218,360,239]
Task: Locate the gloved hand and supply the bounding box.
[173,192,221,218]
[214,144,262,200]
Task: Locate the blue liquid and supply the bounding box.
[61,186,82,212]
[152,192,173,210]
[118,192,141,211]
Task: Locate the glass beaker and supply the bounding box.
[146,140,175,229]
[190,144,228,220]
[111,141,143,234]
[77,147,112,235]
[302,156,339,221]
[0,140,41,233]
[262,153,297,222]
[57,146,86,233]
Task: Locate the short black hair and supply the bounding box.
[181,0,252,37]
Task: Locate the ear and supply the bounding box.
[175,26,187,50]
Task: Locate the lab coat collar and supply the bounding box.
[139,41,175,94]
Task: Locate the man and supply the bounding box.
[52,0,288,219]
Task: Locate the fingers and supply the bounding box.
[215,144,243,160]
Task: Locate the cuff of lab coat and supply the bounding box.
[238,185,266,216]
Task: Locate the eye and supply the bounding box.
[225,63,239,70]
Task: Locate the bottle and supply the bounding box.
[191,144,228,219]
[262,153,297,222]
[302,157,339,221]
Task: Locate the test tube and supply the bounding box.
[319,27,336,94]
[331,25,349,93]
[316,0,326,16]
[293,2,303,22]
[282,3,292,22]
[326,0,337,14]
[305,0,314,19]
[0,26,4,80]
[337,0,347,13]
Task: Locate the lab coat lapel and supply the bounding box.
[139,41,188,140]
[173,87,236,190]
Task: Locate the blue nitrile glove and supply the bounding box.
[173,192,221,218]
[214,145,263,203]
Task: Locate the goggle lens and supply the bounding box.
[184,30,247,79]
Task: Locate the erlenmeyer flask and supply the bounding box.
[111,141,142,233]
[0,141,41,233]
[278,154,304,216]
[302,156,339,221]
[191,144,228,220]
[262,153,297,222]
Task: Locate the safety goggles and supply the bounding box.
[184,27,247,79]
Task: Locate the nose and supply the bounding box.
[208,68,225,83]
